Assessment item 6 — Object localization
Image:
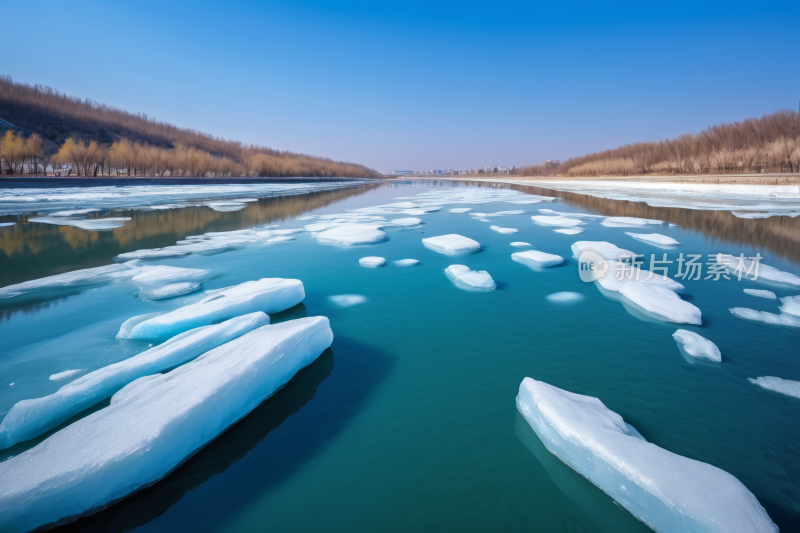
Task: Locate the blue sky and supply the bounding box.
[4,0,799,173]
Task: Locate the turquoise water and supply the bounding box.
[1,181,798,531]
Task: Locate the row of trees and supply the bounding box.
[515,109,800,177]
[0,131,45,175]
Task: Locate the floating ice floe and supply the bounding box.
[571,241,634,261]
[512,250,564,268]
[29,217,131,231]
[49,208,101,217]
[620,283,701,324]
[118,278,304,340]
[554,228,583,235]
[205,202,247,212]
[450,208,472,213]
[625,232,680,248]
[359,256,387,268]
[391,217,422,226]
[516,378,777,533]
[116,248,191,261]
[49,369,85,381]
[743,289,777,299]
[538,209,605,219]
[510,242,531,247]
[601,217,663,228]
[531,215,584,228]
[490,225,518,234]
[315,224,386,245]
[0,317,333,533]
[393,259,419,267]
[673,330,721,362]
[473,210,525,217]
[330,294,367,307]
[546,292,584,303]
[445,265,496,290]
[422,234,481,255]
[131,265,210,286]
[0,313,269,449]
[0,222,14,227]
[596,260,685,293]
[730,308,800,327]
[139,282,201,301]
[714,254,800,288]
[780,295,800,316]
[748,376,800,399]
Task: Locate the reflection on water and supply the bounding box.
[0,184,380,289]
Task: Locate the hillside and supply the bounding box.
[0,75,379,178]
[515,108,800,177]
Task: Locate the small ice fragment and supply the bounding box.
[779,295,800,316]
[422,234,481,255]
[330,294,367,307]
[743,289,777,299]
[490,225,518,234]
[546,292,583,303]
[516,378,778,533]
[393,259,419,267]
[49,369,85,381]
[672,330,721,362]
[510,242,531,247]
[531,215,584,227]
[748,376,800,399]
[620,283,701,324]
[625,232,680,248]
[445,265,496,290]
[391,217,422,226]
[512,250,564,268]
[601,216,663,228]
[730,308,800,327]
[554,228,583,235]
[450,208,472,213]
[359,256,387,268]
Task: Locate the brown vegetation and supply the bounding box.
[0,75,378,178]
[514,109,800,178]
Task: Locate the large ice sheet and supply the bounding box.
[445,265,496,290]
[118,278,305,340]
[748,376,800,399]
[729,308,800,327]
[516,378,777,533]
[0,317,333,532]
[315,224,386,245]
[131,265,209,286]
[512,250,564,268]
[0,313,269,449]
[625,232,680,248]
[531,215,584,227]
[422,234,481,255]
[619,283,701,324]
[672,329,721,362]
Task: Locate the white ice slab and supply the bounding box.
[531,215,584,227]
[116,248,191,262]
[512,250,564,268]
[546,292,584,303]
[620,283,701,324]
[131,265,210,286]
[0,313,269,449]
[597,260,685,293]
[743,289,777,299]
[0,222,14,227]
[554,228,583,235]
[779,295,800,316]
[359,256,387,268]
[748,376,800,399]
[329,294,367,307]
[449,208,472,213]
[445,265,496,290]
[422,234,481,255]
[601,216,663,228]
[118,278,304,340]
[625,232,680,248]
[316,224,386,245]
[714,254,800,288]
[510,242,531,247]
[0,317,333,533]
[393,259,419,267]
[490,225,518,234]
[730,307,800,327]
[391,217,422,226]
[516,378,777,533]
[571,241,635,261]
[673,330,721,362]
[139,282,201,301]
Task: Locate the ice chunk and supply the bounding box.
[554,228,583,235]
[748,376,800,399]
[538,209,604,219]
[49,208,100,217]
[743,289,776,299]
[571,241,635,261]
[118,278,304,340]
[0,313,269,449]
[546,292,584,303]
[329,294,367,307]
[393,259,419,267]
[115,247,191,261]
[450,208,472,213]
[620,283,701,324]
[601,217,663,228]
[359,256,387,268]
[714,254,800,288]
[597,260,685,293]
[730,307,800,327]
[673,330,721,362]
[116,312,164,339]
[512,250,564,268]
[490,225,518,234]
[49,369,85,381]
[271,228,305,235]
[267,236,294,244]
[0,222,15,227]
[205,202,247,212]
[445,265,496,290]
[0,317,333,533]
[779,295,800,316]
[477,210,524,217]
[531,215,584,227]
[391,217,422,226]
[315,224,386,245]
[29,217,131,230]
[510,242,531,247]
[131,265,209,286]
[516,379,777,533]
[422,234,481,255]
[625,232,680,248]
[139,282,201,301]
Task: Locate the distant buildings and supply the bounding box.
[392,166,514,176]
[389,170,414,176]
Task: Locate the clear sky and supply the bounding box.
[4,0,799,173]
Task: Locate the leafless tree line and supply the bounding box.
[514,108,800,177]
